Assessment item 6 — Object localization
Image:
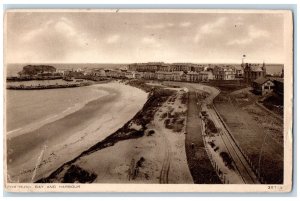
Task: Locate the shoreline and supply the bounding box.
[7,82,148,183]
[7,84,110,138]
[36,81,194,184]
[6,79,111,91]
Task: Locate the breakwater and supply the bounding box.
[7,82,91,90]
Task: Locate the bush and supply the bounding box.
[160,112,167,119]
[205,118,218,133]
[181,92,188,105]
[63,165,97,183]
[147,130,155,136]
[164,118,172,129]
[220,152,234,169]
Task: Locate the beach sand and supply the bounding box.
[46,85,193,184]
[6,82,148,183]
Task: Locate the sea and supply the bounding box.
[6,63,127,77]
[6,85,106,133]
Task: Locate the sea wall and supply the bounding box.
[6,82,91,90]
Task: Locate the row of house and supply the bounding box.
[128,62,246,81]
[128,62,207,73]
[130,62,284,96]
[55,61,283,86]
[155,71,214,82]
[89,69,214,82]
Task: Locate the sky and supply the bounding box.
[6,11,285,64]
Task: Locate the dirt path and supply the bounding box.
[159,126,171,184]
[154,89,193,184]
[230,87,252,95]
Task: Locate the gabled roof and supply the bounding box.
[253,77,271,85]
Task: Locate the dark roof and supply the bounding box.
[245,64,264,72]
[271,78,284,83]
[253,77,271,85]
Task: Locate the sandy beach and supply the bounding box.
[73,87,193,184]
[7,82,148,183]
[36,82,193,184]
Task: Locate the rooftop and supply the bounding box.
[271,77,284,83]
[253,77,270,85]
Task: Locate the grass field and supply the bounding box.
[214,89,283,184]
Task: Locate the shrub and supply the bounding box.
[147,130,155,136]
[63,165,97,183]
[220,152,234,169]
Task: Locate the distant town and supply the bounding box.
[7,61,283,96]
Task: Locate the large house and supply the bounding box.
[156,71,173,81]
[128,62,169,72]
[235,66,244,79]
[106,70,125,78]
[134,72,143,79]
[172,71,185,81]
[199,71,214,81]
[125,71,134,79]
[142,72,156,80]
[214,66,235,80]
[186,71,204,82]
[171,63,203,72]
[252,77,274,95]
[244,62,266,83]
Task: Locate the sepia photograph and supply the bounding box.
[3,9,293,192]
